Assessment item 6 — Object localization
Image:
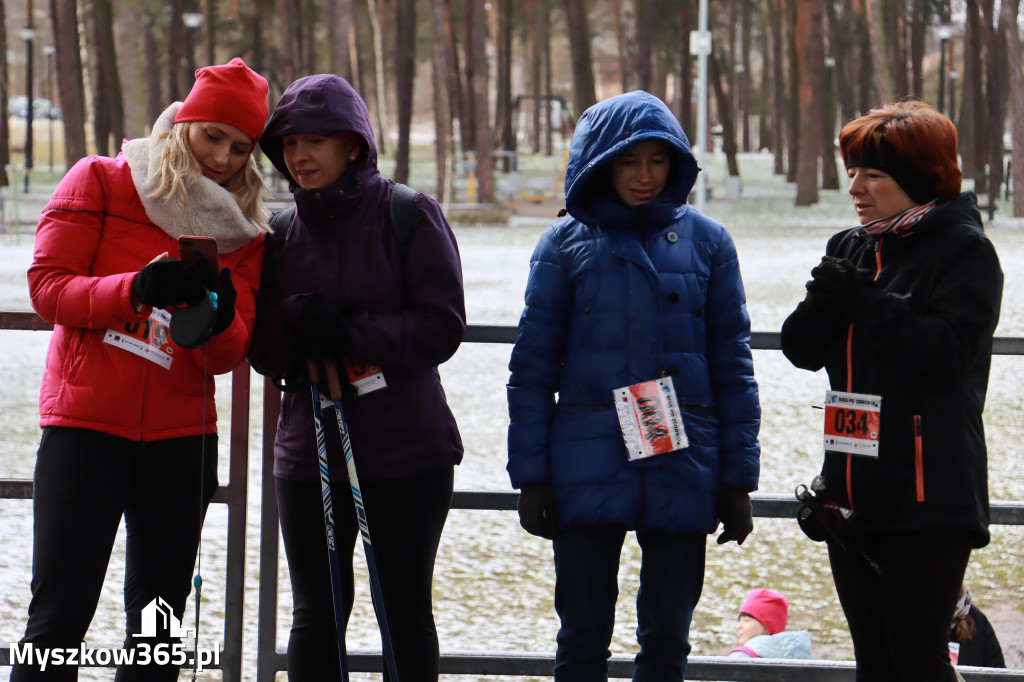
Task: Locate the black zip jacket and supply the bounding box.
[781,192,1002,548]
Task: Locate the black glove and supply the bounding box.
[716,484,753,545]
[211,268,237,335]
[517,484,558,539]
[296,294,352,362]
[805,256,868,311]
[135,258,208,309]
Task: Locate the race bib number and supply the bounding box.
[104,309,174,370]
[823,390,881,457]
[614,378,688,461]
[343,357,387,396]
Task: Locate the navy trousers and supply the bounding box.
[552,526,707,682]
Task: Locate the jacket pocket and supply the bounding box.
[914,414,924,503]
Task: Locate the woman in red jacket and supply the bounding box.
[14,58,270,682]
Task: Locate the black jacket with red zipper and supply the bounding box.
[781,192,1002,549]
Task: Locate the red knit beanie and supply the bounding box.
[174,57,269,142]
[739,589,789,635]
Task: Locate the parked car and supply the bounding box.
[7,96,61,119]
[8,96,28,118]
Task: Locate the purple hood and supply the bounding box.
[261,74,378,187]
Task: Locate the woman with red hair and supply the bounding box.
[780,100,1003,681]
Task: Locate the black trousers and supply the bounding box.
[828,529,973,682]
[276,466,454,682]
[11,426,218,682]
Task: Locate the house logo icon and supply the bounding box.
[133,597,195,639]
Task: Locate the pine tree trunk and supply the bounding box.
[0,0,8,187]
[465,0,495,203]
[53,0,87,166]
[329,0,353,80]
[428,0,450,201]
[89,0,122,158]
[1001,0,1023,216]
[562,0,597,122]
[494,0,514,168]
[767,0,785,175]
[794,0,822,206]
[393,0,415,183]
[367,0,389,155]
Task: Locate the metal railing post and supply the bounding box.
[256,377,282,682]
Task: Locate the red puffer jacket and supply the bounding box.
[28,151,265,441]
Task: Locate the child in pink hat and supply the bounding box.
[730,589,812,659]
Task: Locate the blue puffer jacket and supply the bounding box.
[506,91,760,533]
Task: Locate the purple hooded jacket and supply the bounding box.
[249,74,465,482]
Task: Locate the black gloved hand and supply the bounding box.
[716,484,753,545]
[211,268,237,335]
[517,484,558,539]
[135,258,208,309]
[296,294,352,362]
[805,256,868,311]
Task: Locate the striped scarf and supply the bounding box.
[862,200,937,237]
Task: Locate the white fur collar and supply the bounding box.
[123,102,262,253]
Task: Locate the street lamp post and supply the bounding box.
[948,69,959,124]
[734,63,746,152]
[935,23,953,116]
[21,24,37,194]
[183,12,203,84]
[44,43,55,172]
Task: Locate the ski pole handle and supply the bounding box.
[323,359,346,401]
[306,359,321,384]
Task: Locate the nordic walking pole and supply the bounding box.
[322,358,401,681]
[307,361,350,681]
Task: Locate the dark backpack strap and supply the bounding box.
[389,182,422,257]
[269,205,296,238]
[256,206,295,320]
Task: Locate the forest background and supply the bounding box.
[1,0,1023,215]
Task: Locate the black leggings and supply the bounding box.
[11,427,218,682]
[828,529,973,682]
[276,467,453,682]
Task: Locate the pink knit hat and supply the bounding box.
[739,589,789,635]
[174,58,269,142]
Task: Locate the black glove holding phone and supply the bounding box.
[135,259,207,309]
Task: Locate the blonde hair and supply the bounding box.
[147,122,270,231]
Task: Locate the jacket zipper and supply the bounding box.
[844,324,855,510]
[843,239,884,510]
[914,415,925,502]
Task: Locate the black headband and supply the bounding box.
[845,139,934,205]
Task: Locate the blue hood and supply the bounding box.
[260,74,379,187]
[564,90,700,230]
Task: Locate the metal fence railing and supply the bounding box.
[2,313,1023,680]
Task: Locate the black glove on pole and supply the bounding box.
[135,259,208,309]
[296,294,352,362]
[716,484,753,545]
[517,484,558,539]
